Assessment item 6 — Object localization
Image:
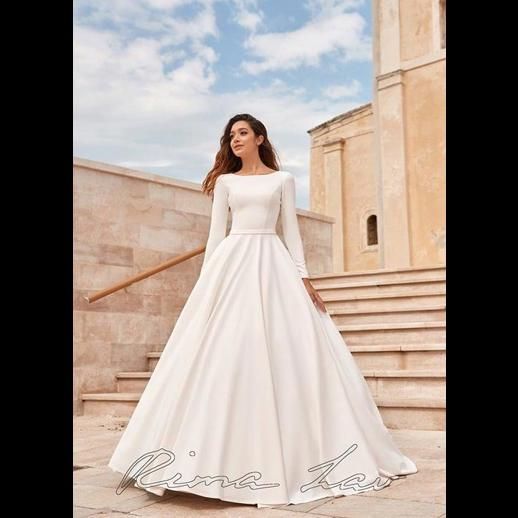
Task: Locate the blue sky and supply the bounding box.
[73,0,372,209]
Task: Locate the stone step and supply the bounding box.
[119,369,454,396]
[317,277,446,299]
[147,344,446,373]
[116,367,447,400]
[349,344,446,370]
[363,369,445,399]
[321,290,445,311]
[328,304,445,324]
[81,392,141,417]
[116,372,153,392]
[338,321,446,345]
[81,392,445,430]
[310,265,445,287]
[147,351,161,371]
[375,397,445,431]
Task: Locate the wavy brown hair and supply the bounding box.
[201,114,281,197]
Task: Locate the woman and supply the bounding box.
[108,113,417,508]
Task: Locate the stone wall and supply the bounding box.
[73,158,334,414]
[308,104,378,272]
[308,0,446,271]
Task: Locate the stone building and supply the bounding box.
[308,0,446,272]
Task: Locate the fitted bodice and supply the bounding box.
[201,170,309,278]
[226,171,283,232]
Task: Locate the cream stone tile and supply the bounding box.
[314,494,445,517]
[131,493,336,517]
[74,483,142,509]
[73,507,99,518]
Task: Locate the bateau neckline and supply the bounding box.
[231,170,282,177]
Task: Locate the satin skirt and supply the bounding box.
[108,231,417,508]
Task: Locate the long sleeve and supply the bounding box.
[281,172,309,278]
[201,175,229,273]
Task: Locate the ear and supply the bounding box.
[256,135,264,146]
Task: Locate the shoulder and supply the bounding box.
[215,174,230,187]
[210,174,229,198]
[280,171,296,186]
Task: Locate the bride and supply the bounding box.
[108,113,417,508]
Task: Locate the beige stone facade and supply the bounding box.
[308,0,446,271]
[73,158,334,414]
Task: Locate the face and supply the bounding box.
[229,121,264,157]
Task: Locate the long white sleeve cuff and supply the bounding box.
[281,173,309,278]
[201,175,229,273]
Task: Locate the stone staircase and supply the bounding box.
[82,265,446,431]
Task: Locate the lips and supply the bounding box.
[234,145,243,150]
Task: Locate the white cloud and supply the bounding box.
[74,24,365,207]
[161,48,188,65]
[230,0,264,32]
[304,0,365,17]
[118,159,176,168]
[158,5,219,46]
[322,79,362,99]
[73,0,370,208]
[144,0,193,9]
[74,0,219,43]
[241,1,370,74]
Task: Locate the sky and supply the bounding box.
[73,0,373,209]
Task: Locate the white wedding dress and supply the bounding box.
[108,170,417,508]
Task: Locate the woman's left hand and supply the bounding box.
[302,278,327,313]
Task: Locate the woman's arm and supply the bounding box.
[280,172,309,278]
[201,175,229,273]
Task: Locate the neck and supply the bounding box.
[239,156,266,173]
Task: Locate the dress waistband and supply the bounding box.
[229,229,277,235]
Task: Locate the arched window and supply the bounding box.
[367,215,378,246]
